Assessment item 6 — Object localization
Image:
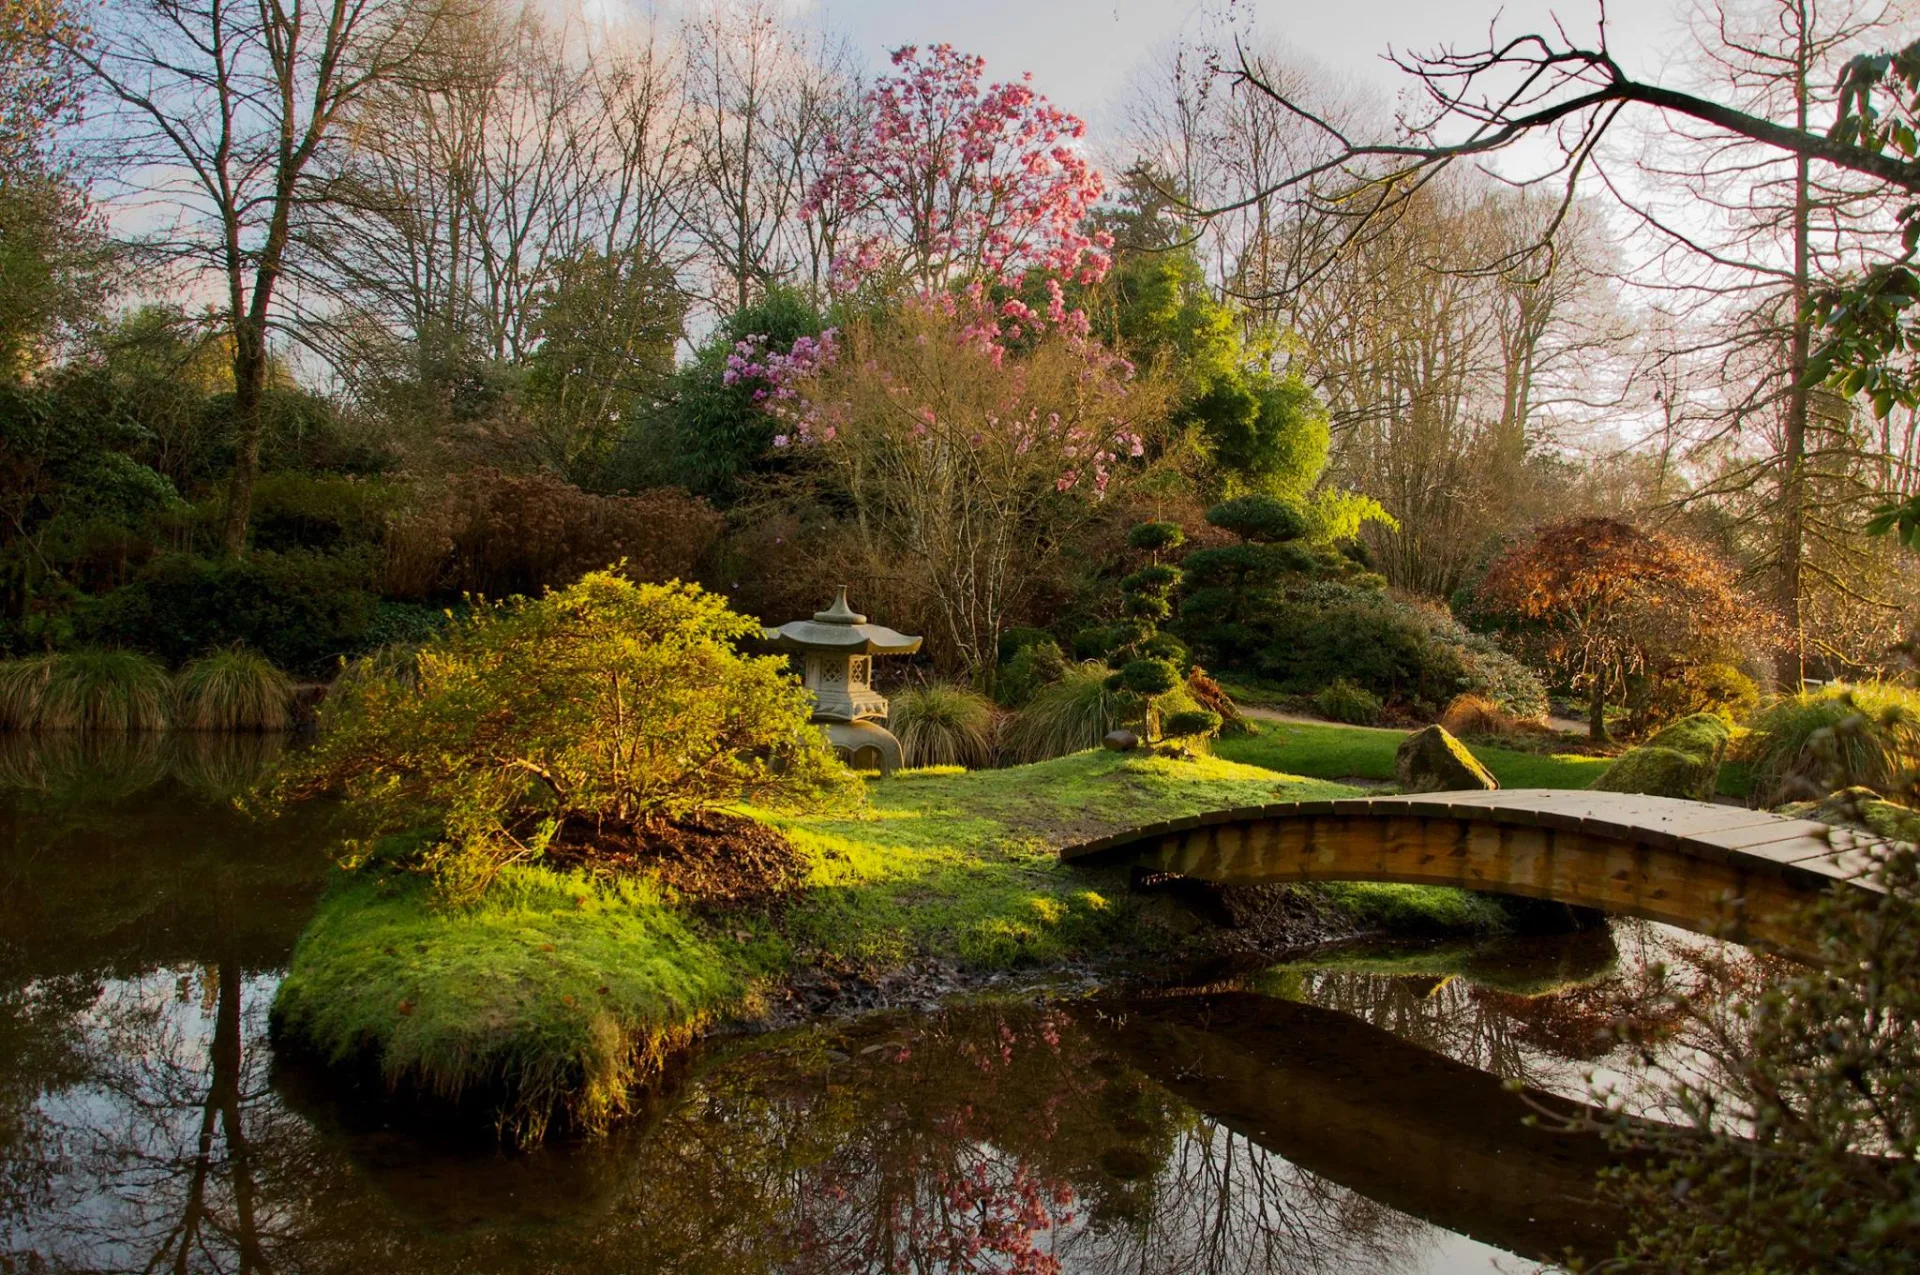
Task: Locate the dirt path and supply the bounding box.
[1241,703,1594,738]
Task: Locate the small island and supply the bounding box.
[266,573,1531,1144]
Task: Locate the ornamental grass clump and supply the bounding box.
[175,647,297,731]
[891,681,996,769]
[275,572,855,897]
[1744,683,1920,807]
[0,650,173,732]
[1003,661,1128,763]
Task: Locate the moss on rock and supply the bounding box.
[1590,713,1730,800]
[1394,724,1499,793]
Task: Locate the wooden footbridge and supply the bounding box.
[1063,789,1896,953]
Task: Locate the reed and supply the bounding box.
[1744,683,1920,806]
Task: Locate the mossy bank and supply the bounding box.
[271,750,1531,1145]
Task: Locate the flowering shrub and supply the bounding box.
[278,574,850,897]
[755,301,1165,675]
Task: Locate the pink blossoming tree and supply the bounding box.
[763,298,1163,676]
[804,44,1112,305]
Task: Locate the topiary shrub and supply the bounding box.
[1126,521,1185,553]
[273,574,852,898]
[174,647,296,731]
[1204,493,1309,544]
[1315,677,1383,726]
[1163,708,1222,741]
[890,681,996,769]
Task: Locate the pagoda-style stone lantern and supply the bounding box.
[764,588,922,774]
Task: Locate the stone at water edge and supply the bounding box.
[1103,730,1140,752]
[1395,725,1499,794]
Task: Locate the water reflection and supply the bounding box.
[2,737,1759,1275]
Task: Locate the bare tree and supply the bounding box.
[1606,0,1915,680]
[675,0,860,315]
[64,0,451,554]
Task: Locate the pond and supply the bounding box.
[1,736,1745,1274]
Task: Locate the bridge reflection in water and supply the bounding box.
[1063,789,1893,953]
[1079,990,1636,1268]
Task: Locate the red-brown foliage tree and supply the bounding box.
[1471,518,1768,741]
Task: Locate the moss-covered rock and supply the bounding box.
[1589,745,1718,800]
[1394,725,1498,793]
[1643,712,1732,757]
[1590,713,1730,800]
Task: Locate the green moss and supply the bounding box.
[1590,746,1716,800]
[1590,713,1730,800]
[273,749,1520,1145]
[271,867,756,1144]
[1642,712,1732,758]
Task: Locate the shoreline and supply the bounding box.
[268,750,1556,1146]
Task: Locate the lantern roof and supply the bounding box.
[763,587,923,656]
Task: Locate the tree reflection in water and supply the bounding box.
[10,979,1503,1274]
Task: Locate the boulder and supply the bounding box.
[1102,729,1140,752]
[1395,725,1498,794]
[1589,746,1715,801]
[1589,713,1730,801]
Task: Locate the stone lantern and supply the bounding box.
[764,588,922,774]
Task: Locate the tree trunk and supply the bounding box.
[1776,31,1815,690]
[219,319,266,556]
[1588,685,1609,743]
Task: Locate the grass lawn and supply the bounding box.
[1217,719,1613,789]
[273,750,1517,1144]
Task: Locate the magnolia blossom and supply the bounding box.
[805,43,1112,313]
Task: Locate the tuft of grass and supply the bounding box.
[890,681,996,769]
[1439,693,1521,739]
[1743,683,1920,807]
[23,650,173,732]
[175,647,297,731]
[1217,718,1615,789]
[0,654,58,730]
[1002,661,1126,763]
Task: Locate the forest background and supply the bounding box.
[2,0,1916,731]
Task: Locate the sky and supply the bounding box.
[802,0,1699,131]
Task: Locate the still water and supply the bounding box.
[0,735,1733,1274]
